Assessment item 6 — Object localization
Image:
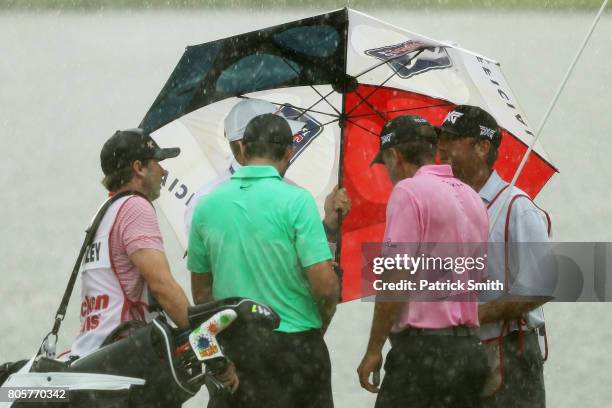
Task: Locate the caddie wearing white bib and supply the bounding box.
[68,129,198,363]
[71,195,155,357]
[438,105,554,408]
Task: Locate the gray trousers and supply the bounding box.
[482,330,545,408]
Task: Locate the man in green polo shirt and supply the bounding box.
[188,113,339,408]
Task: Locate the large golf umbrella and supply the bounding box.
[140,8,556,302]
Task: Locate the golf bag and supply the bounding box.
[1,297,280,407]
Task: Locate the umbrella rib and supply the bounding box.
[306,85,342,116]
[352,91,388,122]
[237,95,340,119]
[316,117,341,128]
[270,102,340,119]
[279,57,341,116]
[348,102,454,119]
[296,89,339,120]
[344,117,380,138]
[302,117,341,134]
[346,69,400,117]
[347,49,426,117]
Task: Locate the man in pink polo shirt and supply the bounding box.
[357,115,489,408]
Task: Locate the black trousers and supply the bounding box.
[482,331,545,408]
[375,331,488,408]
[211,327,333,408]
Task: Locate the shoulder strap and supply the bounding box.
[487,184,510,210]
[500,193,552,344]
[38,191,148,357]
[532,200,552,237]
[504,193,553,289]
[504,194,552,240]
[503,195,525,288]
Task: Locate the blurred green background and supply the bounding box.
[0,0,608,10]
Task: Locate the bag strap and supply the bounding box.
[38,190,148,357]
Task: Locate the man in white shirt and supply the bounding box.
[438,105,554,408]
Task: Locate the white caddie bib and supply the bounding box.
[70,196,152,358]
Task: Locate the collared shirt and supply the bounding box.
[187,165,332,333]
[184,158,242,235]
[479,170,553,340]
[109,196,164,304]
[385,164,489,330]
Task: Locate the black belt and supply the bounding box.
[395,326,476,337]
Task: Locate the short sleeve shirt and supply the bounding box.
[187,166,332,333]
[384,165,489,330]
[109,195,164,318]
[478,170,552,338]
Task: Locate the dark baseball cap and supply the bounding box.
[100,128,180,175]
[437,105,501,146]
[371,114,438,165]
[242,113,293,146]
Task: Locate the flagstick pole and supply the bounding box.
[489,0,609,231]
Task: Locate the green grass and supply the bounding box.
[0,0,608,10]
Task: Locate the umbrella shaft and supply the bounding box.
[489,0,609,232]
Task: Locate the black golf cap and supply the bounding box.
[371,114,437,165]
[437,105,501,146]
[242,113,293,146]
[100,128,180,175]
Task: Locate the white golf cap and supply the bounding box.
[224,98,306,142]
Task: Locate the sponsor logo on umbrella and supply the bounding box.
[276,104,324,163]
[365,40,453,79]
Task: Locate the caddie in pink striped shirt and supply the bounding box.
[70,129,190,359]
[69,128,239,393]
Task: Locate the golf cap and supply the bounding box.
[242,113,294,146]
[224,98,305,142]
[371,114,437,165]
[100,128,180,175]
[437,105,501,146]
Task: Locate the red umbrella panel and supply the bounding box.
[339,85,555,301]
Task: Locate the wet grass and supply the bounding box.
[0,0,608,11]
